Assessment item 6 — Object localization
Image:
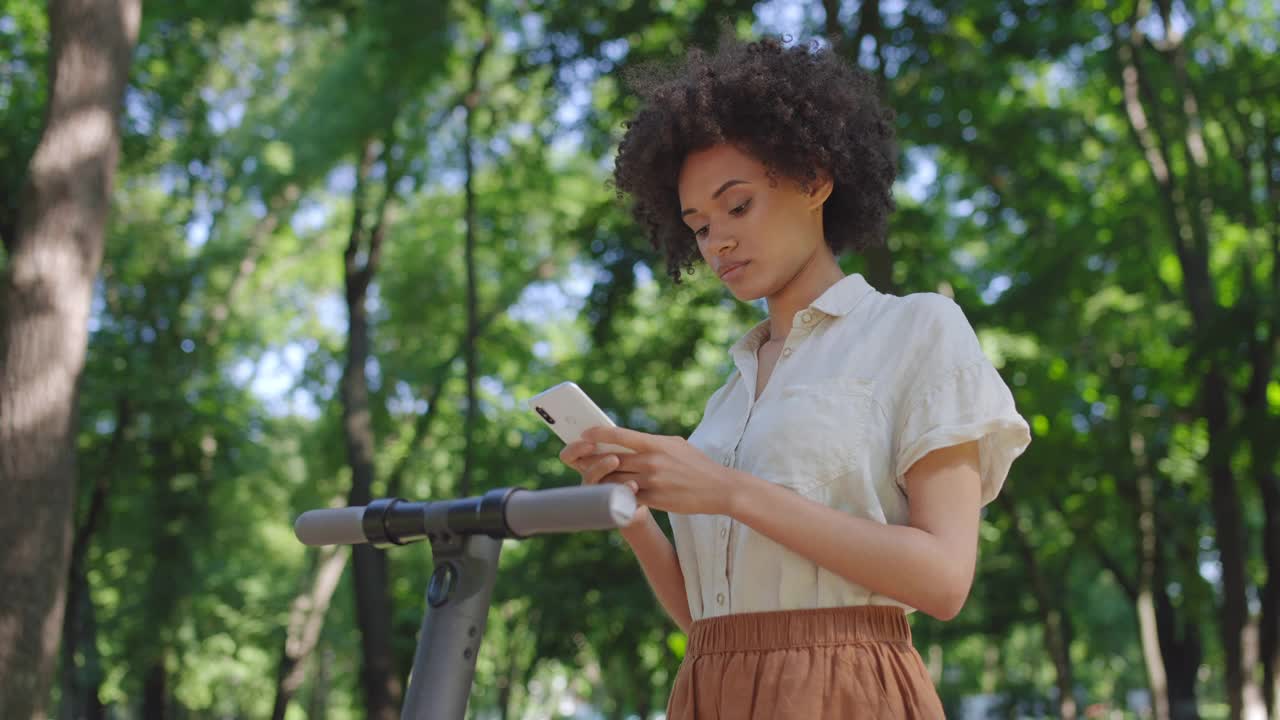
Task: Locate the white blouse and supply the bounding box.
[670,273,1031,621]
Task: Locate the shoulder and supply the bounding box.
[894,291,969,327]
[843,291,989,405]
[854,290,979,355]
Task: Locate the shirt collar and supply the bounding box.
[810,272,874,317]
[728,273,875,358]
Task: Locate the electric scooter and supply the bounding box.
[293,483,636,720]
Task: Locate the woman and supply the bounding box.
[560,31,1031,718]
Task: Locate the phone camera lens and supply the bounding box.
[536,406,555,424]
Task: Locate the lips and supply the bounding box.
[718,260,749,279]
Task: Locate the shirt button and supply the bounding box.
[800,310,813,324]
[782,347,793,357]
[720,526,728,538]
[716,592,725,605]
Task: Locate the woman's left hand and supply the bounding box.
[579,426,736,516]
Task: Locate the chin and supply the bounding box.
[713,262,768,300]
[725,282,767,302]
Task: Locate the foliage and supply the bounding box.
[3,0,1277,717]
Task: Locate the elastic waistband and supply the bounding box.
[686,605,912,656]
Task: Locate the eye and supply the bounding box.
[691,200,749,241]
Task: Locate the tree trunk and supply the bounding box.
[307,647,333,720]
[1260,107,1280,720]
[1000,494,1076,719]
[497,634,518,720]
[1204,369,1252,720]
[1260,492,1279,720]
[59,396,127,720]
[270,544,350,720]
[1261,463,1280,719]
[342,137,401,720]
[1115,17,1255,717]
[58,564,104,720]
[142,656,167,720]
[1051,473,1198,720]
[460,79,478,498]
[458,28,491,497]
[1243,281,1279,719]
[1154,551,1202,720]
[59,542,104,720]
[1131,432,1173,720]
[1243,617,1267,720]
[59,392,126,717]
[1141,432,1205,720]
[137,435,190,720]
[0,1,141,718]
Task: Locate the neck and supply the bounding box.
[764,250,845,342]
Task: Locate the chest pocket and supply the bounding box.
[686,377,745,468]
[746,378,874,500]
[687,427,731,468]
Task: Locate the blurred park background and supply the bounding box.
[1,0,1278,718]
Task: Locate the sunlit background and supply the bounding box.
[1,0,1278,718]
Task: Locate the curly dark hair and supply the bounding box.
[611,31,898,284]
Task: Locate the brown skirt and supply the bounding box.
[665,605,945,719]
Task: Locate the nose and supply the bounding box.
[702,226,735,255]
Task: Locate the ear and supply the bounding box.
[806,170,834,211]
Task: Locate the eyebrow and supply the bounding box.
[681,179,750,217]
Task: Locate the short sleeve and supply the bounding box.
[891,295,1032,506]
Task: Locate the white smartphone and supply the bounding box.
[528,381,635,455]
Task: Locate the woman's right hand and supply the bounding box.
[560,440,650,528]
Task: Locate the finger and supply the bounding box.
[602,476,640,496]
[598,470,640,492]
[560,440,598,465]
[579,425,659,453]
[583,454,620,485]
[634,488,660,509]
[599,466,641,494]
[579,456,601,483]
[611,452,654,474]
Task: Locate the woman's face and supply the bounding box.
[677,143,832,301]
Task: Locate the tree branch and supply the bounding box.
[383,254,554,499]
[1113,14,1213,328]
[1047,489,1139,600]
[344,139,380,302]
